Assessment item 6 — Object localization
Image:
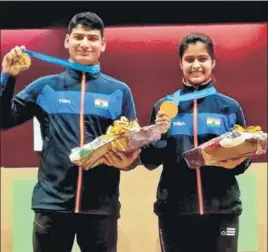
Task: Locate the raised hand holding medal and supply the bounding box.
[12,52,31,71]
[1,46,31,77]
[1,47,100,87]
[155,101,178,134]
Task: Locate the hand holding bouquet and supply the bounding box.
[182,125,267,169]
[69,116,163,170]
[69,101,178,170]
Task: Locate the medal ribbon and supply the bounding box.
[1,49,101,87]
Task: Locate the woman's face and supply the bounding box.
[180,42,215,85]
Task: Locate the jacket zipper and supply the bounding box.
[193,97,204,215]
[75,72,86,213]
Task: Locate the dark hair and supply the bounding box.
[178,33,215,59]
[68,12,104,37]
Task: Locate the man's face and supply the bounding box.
[180,42,215,85]
[64,24,106,65]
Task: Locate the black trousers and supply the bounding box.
[158,214,239,252]
[32,211,118,252]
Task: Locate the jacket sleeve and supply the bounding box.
[229,103,252,175]
[140,104,168,170]
[122,85,137,121]
[0,75,41,130]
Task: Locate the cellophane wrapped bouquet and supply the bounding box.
[69,116,162,170]
[182,125,267,169]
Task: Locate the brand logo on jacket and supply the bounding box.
[173,121,186,126]
[58,99,71,104]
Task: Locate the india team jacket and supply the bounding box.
[140,82,251,217]
[0,68,136,216]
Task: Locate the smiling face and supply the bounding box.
[180,41,215,85]
[64,24,106,65]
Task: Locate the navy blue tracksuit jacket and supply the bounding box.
[0,68,136,216]
[140,82,251,217]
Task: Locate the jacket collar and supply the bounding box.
[65,67,101,81]
[65,59,101,80]
[181,78,215,92]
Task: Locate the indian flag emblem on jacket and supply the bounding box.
[95,99,109,109]
[206,118,221,127]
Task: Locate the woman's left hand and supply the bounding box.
[216,157,247,169]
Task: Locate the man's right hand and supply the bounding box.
[1,45,26,76]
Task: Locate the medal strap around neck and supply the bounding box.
[166,86,217,106]
[1,49,101,87]
[152,86,217,149]
[22,49,100,74]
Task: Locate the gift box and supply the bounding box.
[69,116,162,170]
[182,125,267,169]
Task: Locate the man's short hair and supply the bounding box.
[68,11,104,37]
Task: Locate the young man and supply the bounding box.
[1,12,140,252]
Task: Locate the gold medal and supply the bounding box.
[13,53,31,70]
[160,101,178,118]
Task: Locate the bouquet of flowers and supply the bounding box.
[182,125,267,169]
[69,116,162,170]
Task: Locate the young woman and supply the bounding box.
[140,33,251,252]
